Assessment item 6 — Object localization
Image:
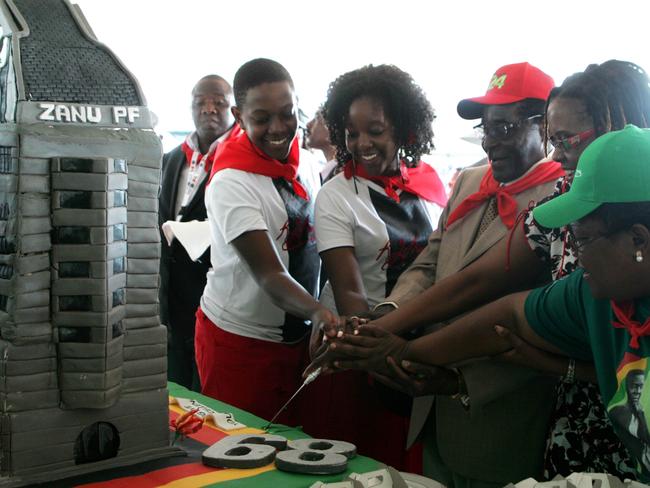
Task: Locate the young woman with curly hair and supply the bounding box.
[305,64,447,472]
[316,64,447,316]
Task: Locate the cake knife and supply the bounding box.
[263,367,322,430]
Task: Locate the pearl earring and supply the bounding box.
[636,250,644,263]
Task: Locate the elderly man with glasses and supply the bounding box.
[367,62,564,487]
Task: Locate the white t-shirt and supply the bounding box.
[201,154,320,343]
[315,173,443,313]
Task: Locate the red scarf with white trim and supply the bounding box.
[209,130,308,200]
[343,160,448,206]
[178,125,240,209]
[181,124,240,172]
[612,300,650,349]
[180,140,210,172]
[446,161,565,230]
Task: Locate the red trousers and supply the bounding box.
[195,308,421,472]
[194,307,308,425]
[301,369,423,473]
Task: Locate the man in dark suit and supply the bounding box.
[159,75,235,390]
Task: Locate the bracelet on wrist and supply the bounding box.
[372,301,399,312]
[562,358,576,384]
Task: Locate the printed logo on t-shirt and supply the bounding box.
[277,217,316,251]
[375,237,427,272]
[608,353,650,475]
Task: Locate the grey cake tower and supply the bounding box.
[0,0,180,485]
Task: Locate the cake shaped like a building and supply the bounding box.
[0,0,179,485]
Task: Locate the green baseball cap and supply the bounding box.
[533,124,650,228]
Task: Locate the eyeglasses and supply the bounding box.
[549,128,595,151]
[473,114,543,140]
[568,229,618,253]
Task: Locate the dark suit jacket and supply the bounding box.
[159,144,210,340]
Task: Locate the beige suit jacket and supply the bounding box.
[388,162,559,483]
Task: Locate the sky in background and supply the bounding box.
[75,0,650,173]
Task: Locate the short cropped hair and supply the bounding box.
[232,58,294,107]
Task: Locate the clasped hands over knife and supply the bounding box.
[306,317,461,397]
[307,314,596,397]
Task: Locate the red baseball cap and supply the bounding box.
[457,62,555,120]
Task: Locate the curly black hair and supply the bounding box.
[322,64,435,167]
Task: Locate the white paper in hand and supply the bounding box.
[161,220,211,261]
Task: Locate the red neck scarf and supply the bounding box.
[611,300,650,349]
[209,129,308,200]
[446,161,565,229]
[181,124,240,173]
[343,160,448,206]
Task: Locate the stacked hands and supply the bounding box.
[306,316,460,397]
[307,313,571,398]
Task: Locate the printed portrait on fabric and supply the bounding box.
[608,355,650,474]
